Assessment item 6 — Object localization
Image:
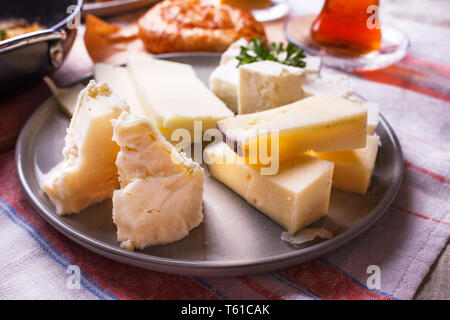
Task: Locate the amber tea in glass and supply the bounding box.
[311,0,382,55]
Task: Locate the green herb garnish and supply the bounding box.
[0,30,6,41]
[236,38,306,68]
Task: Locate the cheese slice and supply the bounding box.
[348,95,379,135]
[303,76,379,135]
[205,142,334,234]
[209,59,239,113]
[128,54,233,136]
[94,64,149,120]
[238,61,306,114]
[42,80,129,215]
[220,38,248,65]
[112,111,204,250]
[43,77,85,117]
[218,95,367,160]
[309,135,380,194]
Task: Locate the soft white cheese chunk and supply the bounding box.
[111,111,204,250]
[238,60,306,114]
[128,54,233,136]
[304,55,322,75]
[205,142,334,234]
[209,59,239,113]
[303,75,354,98]
[220,38,248,65]
[42,80,129,215]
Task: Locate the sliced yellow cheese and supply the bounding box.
[205,142,334,234]
[309,135,380,195]
[112,111,204,250]
[238,61,306,114]
[94,63,149,120]
[217,94,367,161]
[128,54,233,136]
[43,77,85,117]
[42,80,129,215]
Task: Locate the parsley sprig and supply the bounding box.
[236,38,306,68]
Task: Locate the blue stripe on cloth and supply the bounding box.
[319,257,400,300]
[0,199,118,300]
[193,277,228,300]
[270,272,322,300]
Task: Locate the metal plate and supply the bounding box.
[15,54,404,277]
[83,0,159,17]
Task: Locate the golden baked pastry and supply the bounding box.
[138,0,266,53]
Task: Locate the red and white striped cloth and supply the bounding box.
[0,1,449,300]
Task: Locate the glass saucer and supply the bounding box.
[284,15,410,71]
[252,0,290,22]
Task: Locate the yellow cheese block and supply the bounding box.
[217,94,367,162]
[309,135,380,195]
[205,142,334,234]
[112,111,204,249]
[128,54,233,137]
[42,81,129,215]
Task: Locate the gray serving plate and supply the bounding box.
[15,54,403,277]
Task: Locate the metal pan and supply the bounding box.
[0,0,83,95]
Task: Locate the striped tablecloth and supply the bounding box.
[0,0,449,300]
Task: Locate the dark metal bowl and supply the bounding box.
[0,0,83,95]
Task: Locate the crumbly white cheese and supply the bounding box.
[111,111,205,250]
[42,80,129,215]
[238,60,306,114]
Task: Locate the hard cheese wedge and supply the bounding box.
[205,142,334,234]
[112,111,204,250]
[302,75,379,134]
[238,61,306,114]
[218,94,367,160]
[42,80,129,215]
[128,54,233,136]
[348,96,379,135]
[309,135,380,194]
[94,64,149,120]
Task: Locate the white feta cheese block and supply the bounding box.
[220,38,248,65]
[209,59,239,113]
[128,54,233,136]
[111,111,205,250]
[304,55,322,75]
[238,60,306,114]
[42,80,129,215]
